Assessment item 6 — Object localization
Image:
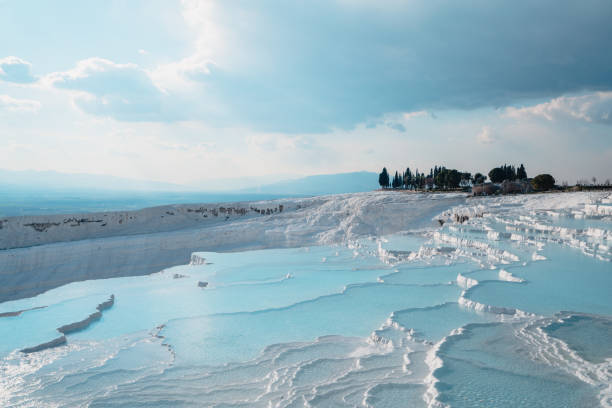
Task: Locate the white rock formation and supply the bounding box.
[0,192,464,301]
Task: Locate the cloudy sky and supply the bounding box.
[1,0,611,186]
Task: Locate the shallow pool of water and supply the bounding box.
[1,204,610,407]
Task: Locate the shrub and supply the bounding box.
[532,174,555,190]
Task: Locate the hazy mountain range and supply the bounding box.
[0,169,378,196]
[0,169,378,216]
[238,172,377,195]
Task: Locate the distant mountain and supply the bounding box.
[0,169,185,192]
[239,171,378,195]
[0,169,378,216]
[0,169,379,196]
[187,174,296,191]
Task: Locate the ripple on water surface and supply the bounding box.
[435,322,601,408]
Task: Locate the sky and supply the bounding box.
[0,0,611,187]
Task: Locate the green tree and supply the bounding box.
[392,171,401,189]
[431,168,461,189]
[415,170,424,189]
[488,167,506,183]
[379,168,390,189]
[434,170,446,188]
[473,173,486,184]
[532,174,555,190]
[403,167,412,189]
[446,169,461,188]
[517,164,527,180]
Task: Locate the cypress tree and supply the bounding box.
[517,164,527,180]
[404,167,412,189]
[379,167,390,189]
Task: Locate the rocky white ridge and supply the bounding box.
[498,269,524,282]
[0,192,464,302]
[1,191,608,303]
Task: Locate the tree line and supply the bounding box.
[378,163,548,190]
[487,164,527,183]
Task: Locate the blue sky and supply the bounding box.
[0,0,611,186]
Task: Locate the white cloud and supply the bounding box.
[0,94,41,112]
[246,133,313,152]
[46,58,155,93]
[148,0,219,92]
[179,0,231,65]
[505,92,612,125]
[402,110,428,120]
[0,56,37,83]
[45,58,176,121]
[476,126,497,144]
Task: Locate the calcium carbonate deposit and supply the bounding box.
[0,191,610,407]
